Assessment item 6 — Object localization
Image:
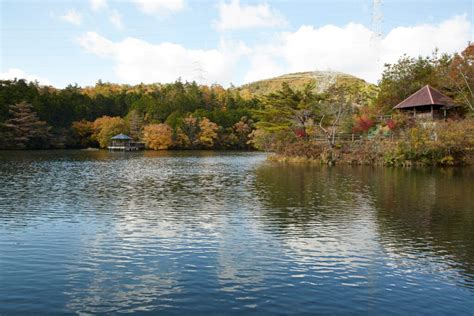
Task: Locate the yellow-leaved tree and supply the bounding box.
[198,118,218,148]
[92,116,129,148]
[143,123,173,150]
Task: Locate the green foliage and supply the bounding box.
[255,82,320,135]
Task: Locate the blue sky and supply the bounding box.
[1,0,472,87]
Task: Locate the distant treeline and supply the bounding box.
[0,80,258,149]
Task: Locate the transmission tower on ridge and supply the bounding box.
[371,0,383,63]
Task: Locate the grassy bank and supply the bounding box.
[269,119,474,167]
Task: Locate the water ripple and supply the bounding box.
[0,151,473,314]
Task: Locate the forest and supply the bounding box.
[0,44,472,165]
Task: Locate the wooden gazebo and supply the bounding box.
[393,85,457,120]
[108,134,145,151]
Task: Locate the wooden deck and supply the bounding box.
[108,142,145,151]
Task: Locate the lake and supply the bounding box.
[0,150,473,315]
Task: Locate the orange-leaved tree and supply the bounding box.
[143,123,173,150]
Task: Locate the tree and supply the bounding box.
[448,44,474,112]
[143,123,173,150]
[71,120,95,148]
[0,78,258,150]
[126,109,145,140]
[255,82,319,137]
[317,85,355,146]
[92,116,129,148]
[375,52,451,113]
[232,117,253,149]
[177,115,200,148]
[1,101,51,148]
[198,117,218,148]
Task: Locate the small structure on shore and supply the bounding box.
[108,134,144,151]
[393,85,458,120]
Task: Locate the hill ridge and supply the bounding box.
[237,70,372,96]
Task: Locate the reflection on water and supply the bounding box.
[0,150,473,315]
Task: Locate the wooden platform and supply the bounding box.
[108,142,145,151]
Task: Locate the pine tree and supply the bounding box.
[127,109,145,140]
[255,82,319,136]
[2,101,51,148]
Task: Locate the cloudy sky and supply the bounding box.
[0,0,472,87]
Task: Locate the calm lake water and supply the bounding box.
[0,150,473,315]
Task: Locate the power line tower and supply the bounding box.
[371,0,383,63]
[192,60,207,84]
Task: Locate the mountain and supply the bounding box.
[237,71,377,99]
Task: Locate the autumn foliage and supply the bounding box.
[92,116,129,148]
[198,118,219,148]
[143,124,173,150]
[352,115,374,133]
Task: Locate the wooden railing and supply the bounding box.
[308,133,401,143]
[375,115,392,122]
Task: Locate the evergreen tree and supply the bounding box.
[1,101,51,148]
[255,82,319,136]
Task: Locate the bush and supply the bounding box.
[352,114,374,133]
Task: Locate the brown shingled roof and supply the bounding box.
[393,85,457,109]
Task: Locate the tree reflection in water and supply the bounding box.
[254,164,474,289]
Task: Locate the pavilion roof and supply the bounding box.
[111,133,132,140]
[393,85,457,109]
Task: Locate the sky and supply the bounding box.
[0,0,472,88]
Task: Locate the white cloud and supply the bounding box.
[77,32,250,85]
[215,0,287,31]
[382,15,472,63]
[77,32,115,58]
[0,68,51,85]
[244,15,472,84]
[76,15,472,87]
[244,44,284,82]
[134,0,185,15]
[109,10,124,30]
[90,0,107,11]
[60,9,82,26]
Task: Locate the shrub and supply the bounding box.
[352,114,374,133]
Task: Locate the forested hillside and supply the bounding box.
[0,71,373,150]
[0,80,258,149]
